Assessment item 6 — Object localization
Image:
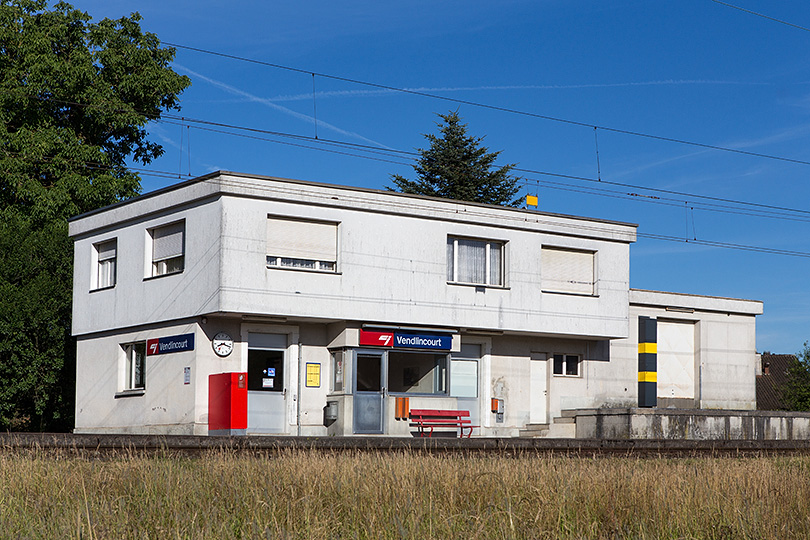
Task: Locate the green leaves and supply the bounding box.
[782,343,810,411]
[0,0,190,430]
[389,111,521,207]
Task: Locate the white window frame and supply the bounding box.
[386,350,449,396]
[331,349,345,392]
[266,216,338,273]
[121,341,146,392]
[447,236,504,287]
[552,353,581,377]
[450,343,481,398]
[148,220,185,278]
[93,238,117,290]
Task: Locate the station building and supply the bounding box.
[69,172,762,437]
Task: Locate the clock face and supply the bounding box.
[212,332,233,357]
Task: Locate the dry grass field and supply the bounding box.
[3,447,810,539]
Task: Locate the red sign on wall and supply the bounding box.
[359,330,394,348]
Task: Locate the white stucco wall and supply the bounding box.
[605,290,763,411]
[68,173,762,436]
[71,172,636,341]
[71,195,224,336]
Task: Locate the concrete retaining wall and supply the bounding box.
[574,409,810,440]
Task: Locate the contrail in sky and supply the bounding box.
[266,80,767,102]
[176,65,392,149]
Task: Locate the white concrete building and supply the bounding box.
[69,172,762,437]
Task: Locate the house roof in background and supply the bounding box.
[757,354,797,411]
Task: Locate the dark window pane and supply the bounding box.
[248,349,284,392]
[553,354,564,375]
[356,354,382,392]
[133,342,146,389]
[388,352,446,394]
[566,355,579,376]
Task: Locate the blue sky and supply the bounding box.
[72,0,810,354]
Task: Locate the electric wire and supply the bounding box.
[7,88,810,257]
[158,114,810,219]
[710,0,810,33]
[163,41,810,167]
[208,174,810,259]
[14,91,810,219]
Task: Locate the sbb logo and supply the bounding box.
[358,330,394,348]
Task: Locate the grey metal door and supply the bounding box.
[246,333,287,434]
[353,351,385,434]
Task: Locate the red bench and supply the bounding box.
[409,409,477,438]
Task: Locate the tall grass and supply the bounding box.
[2,447,810,539]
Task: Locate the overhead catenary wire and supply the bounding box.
[7,87,810,258]
[164,41,810,168]
[9,140,805,258]
[14,91,810,219]
[158,114,810,219]
[710,0,810,33]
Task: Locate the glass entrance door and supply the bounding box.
[353,351,384,434]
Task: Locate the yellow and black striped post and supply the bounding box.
[638,316,657,408]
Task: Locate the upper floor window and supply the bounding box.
[541,246,595,295]
[94,239,117,289]
[266,216,338,272]
[150,221,185,277]
[447,236,503,286]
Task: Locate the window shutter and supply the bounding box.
[266,217,337,261]
[152,222,184,262]
[97,240,117,261]
[541,247,594,295]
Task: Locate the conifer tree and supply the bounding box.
[389,111,521,207]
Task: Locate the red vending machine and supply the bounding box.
[208,372,248,436]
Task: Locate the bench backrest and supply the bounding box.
[410,409,470,419]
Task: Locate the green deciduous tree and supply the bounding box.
[389,111,522,207]
[0,0,190,430]
[782,342,810,411]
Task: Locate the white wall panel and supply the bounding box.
[657,320,696,400]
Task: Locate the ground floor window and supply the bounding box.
[331,350,345,392]
[553,354,580,377]
[248,349,284,391]
[387,351,447,394]
[450,343,481,398]
[123,342,146,390]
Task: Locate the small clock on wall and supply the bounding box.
[212,332,234,357]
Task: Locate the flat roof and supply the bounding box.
[630,288,763,315]
[69,170,639,230]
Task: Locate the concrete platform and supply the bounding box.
[4,432,810,456]
[571,408,810,440]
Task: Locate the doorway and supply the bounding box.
[353,351,384,434]
[530,355,548,424]
[247,332,287,433]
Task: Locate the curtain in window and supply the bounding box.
[457,238,486,284]
[446,237,454,281]
[96,240,116,288]
[489,242,502,285]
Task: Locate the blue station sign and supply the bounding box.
[147,333,195,356]
[393,332,452,350]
